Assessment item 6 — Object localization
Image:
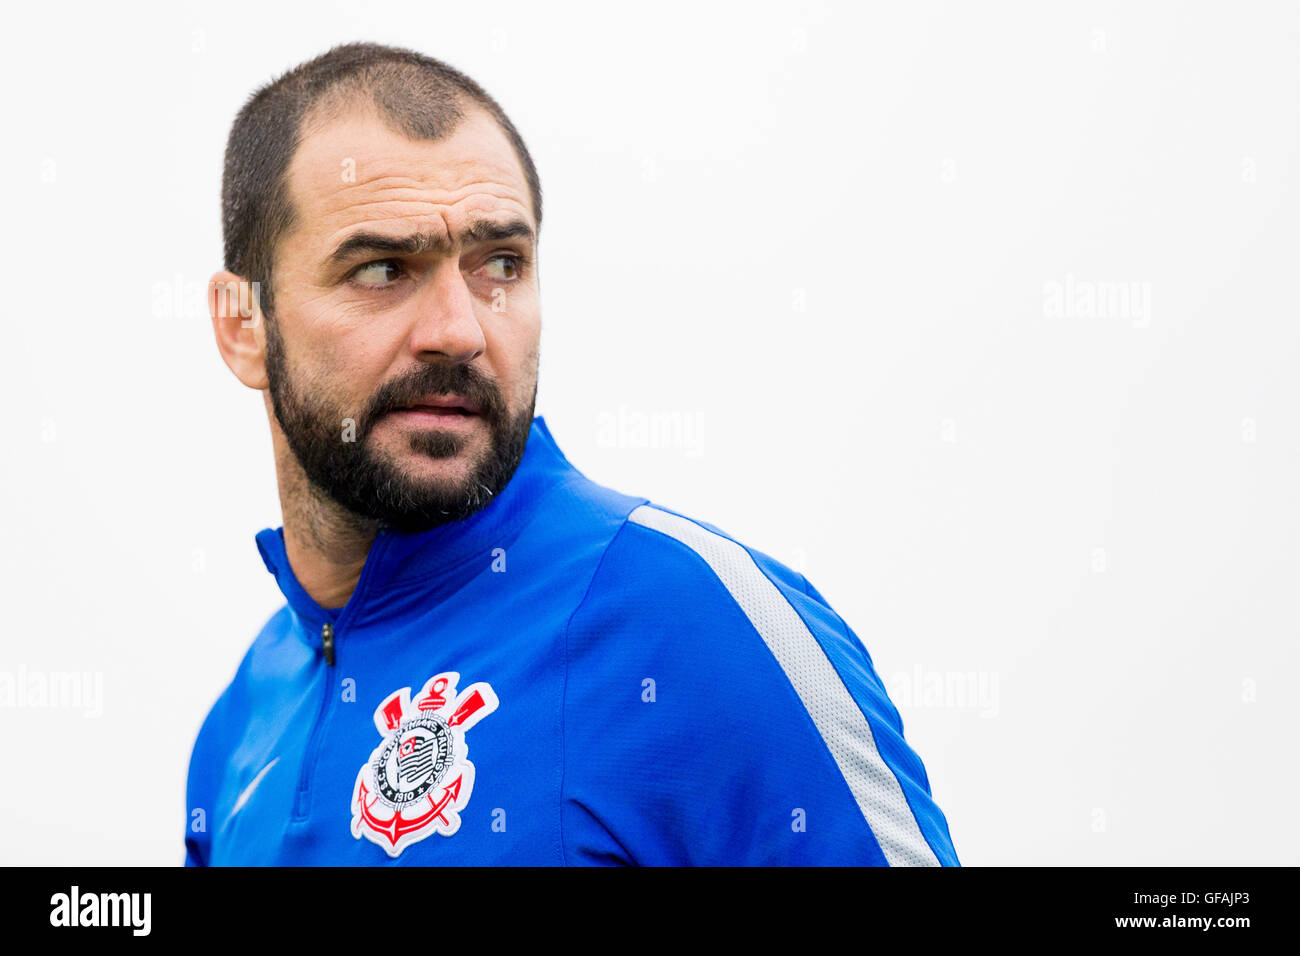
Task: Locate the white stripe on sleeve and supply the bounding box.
[627,504,940,866]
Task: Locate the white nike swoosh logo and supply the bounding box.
[231,757,280,817]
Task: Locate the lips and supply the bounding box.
[392,395,482,416]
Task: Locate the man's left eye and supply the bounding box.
[482,255,521,281]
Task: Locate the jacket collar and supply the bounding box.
[255,415,576,634]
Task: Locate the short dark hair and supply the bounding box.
[221,41,542,319]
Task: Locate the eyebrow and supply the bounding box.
[327,217,535,265]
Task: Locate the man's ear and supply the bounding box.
[209,270,269,390]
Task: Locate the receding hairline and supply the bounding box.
[299,75,462,139]
[276,94,536,274]
[298,91,523,185]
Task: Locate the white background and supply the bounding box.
[1,0,1297,866]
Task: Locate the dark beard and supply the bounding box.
[264,316,535,534]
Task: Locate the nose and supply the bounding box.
[407,261,486,364]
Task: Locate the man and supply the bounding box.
[187,41,960,866]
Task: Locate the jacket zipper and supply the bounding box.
[322,622,335,666]
[291,621,338,821]
[290,534,392,822]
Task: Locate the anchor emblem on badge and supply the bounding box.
[350,672,498,857]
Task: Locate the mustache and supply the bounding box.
[361,363,505,428]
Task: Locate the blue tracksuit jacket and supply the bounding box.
[184,416,960,865]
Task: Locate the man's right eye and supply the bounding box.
[349,259,404,288]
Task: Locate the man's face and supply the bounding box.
[262,103,541,533]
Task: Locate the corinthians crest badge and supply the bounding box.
[350,671,499,857]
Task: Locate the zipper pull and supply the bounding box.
[321,622,336,666]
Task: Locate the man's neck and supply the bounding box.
[274,439,379,611]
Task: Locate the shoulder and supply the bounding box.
[564,497,885,758]
[564,500,850,751]
[568,500,832,662]
[560,501,957,865]
[623,500,813,606]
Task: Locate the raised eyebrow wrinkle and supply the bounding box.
[329,231,441,263]
[464,218,535,244]
[330,218,534,264]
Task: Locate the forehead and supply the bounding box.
[284,104,533,248]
